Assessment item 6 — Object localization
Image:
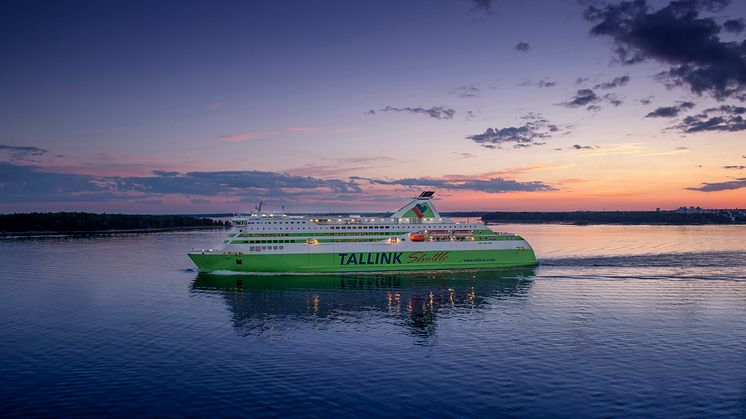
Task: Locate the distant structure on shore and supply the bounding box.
[674,207,745,221]
[482,207,746,225]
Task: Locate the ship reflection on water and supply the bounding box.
[191,268,536,341]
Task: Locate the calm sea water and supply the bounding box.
[1,224,745,417]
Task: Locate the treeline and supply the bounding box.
[482,211,746,225]
[0,212,228,233]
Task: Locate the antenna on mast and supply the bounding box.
[255,201,263,213]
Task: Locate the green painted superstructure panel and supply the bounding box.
[189,249,538,273]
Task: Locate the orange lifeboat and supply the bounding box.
[409,231,426,242]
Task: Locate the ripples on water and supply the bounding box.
[0,225,745,417]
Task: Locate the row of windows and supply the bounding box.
[248,245,283,251]
[240,232,400,238]
[242,240,293,244]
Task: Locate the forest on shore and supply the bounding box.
[0,212,227,234]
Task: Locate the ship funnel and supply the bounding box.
[391,191,441,220]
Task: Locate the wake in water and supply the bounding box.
[540,250,746,268]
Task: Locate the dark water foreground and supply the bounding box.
[0,225,745,417]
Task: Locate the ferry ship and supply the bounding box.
[188,191,537,273]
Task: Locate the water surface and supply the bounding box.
[1,225,745,417]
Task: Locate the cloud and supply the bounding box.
[116,170,362,196]
[449,85,481,98]
[645,101,696,117]
[0,161,364,203]
[0,144,48,162]
[514,42,531,52]
[594,75,631,89]
[584,0,746,101]
[560,88,626,110]
[723,165,745,169]
[555,144,599,151]
[723,18,745,33]
[465,113,563,149]
[639,97,654,105]
[676,104,746,132]
[687,177,746,191]
[470,0,493,14]
[559,89,601,109]
[571,144,598,150]
[538,80,557,88]
[152,170,180,177]
[370,105,455,120]
[358,176,556,193]
[0,162,103,202]
[453,152,477,159]
[604,93,624,107]
[218,133,257,142]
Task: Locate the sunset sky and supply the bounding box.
[2,0,746,213]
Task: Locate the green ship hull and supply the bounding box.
[188,248,538,273]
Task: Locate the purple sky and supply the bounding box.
[2,0,746,213]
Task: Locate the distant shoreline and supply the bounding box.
[481,210,746,225]
[0,212,228,237]
[484,221,746,226]
[0,225,228,237]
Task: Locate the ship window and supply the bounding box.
[236,259,242,264]
[279,246,284,250]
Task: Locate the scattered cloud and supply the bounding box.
[538,79,557,88]
[570,144,598,150]
[554,144,599,151]
[218,133,257,142]
[687,177,746,192]
[453,152,477,159]
[465,113,564,149]
[723,18,745,33]
[368,105,456,120]
[559,89,601,109]
[594,75,630,89]
[645,101,696,118]
[639,97,654,105]
[0,144,48,162]
[514,42,531,52]
[560,88,625,110]
[604,93,623,107]
[358,176,556,193]
[723,165,745,169]
[584,0,746,100]
[0,160,365,203]
[449,85,481,98]
[676,105,746,132]
[575,77,589,85]
[470,0,493,14]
